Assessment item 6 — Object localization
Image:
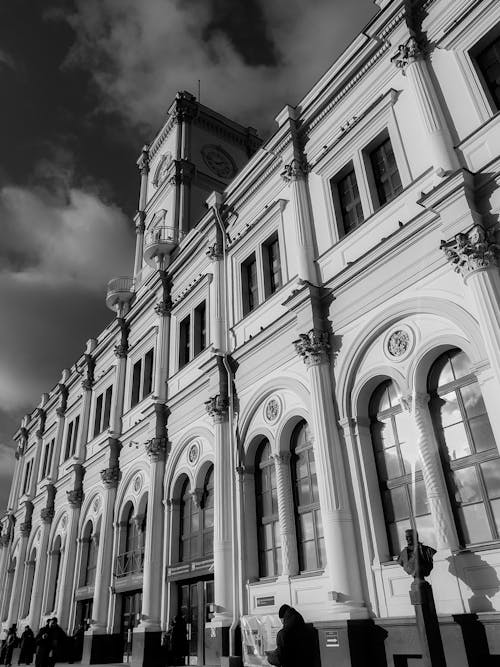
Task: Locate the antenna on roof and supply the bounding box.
[198,79,201,103]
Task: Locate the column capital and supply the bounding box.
[205,394,229,423]
[146,436,168,461]
[167,498,181,509]
[0,534,11,547]
[293,329,330,367]
[154,298,172,317]
[114,317,130,358]
[172,91,198,124]
[137,145,150,175]
[20,520,32,537]
[191,488,204,508]
[67,488,84,508]
[169,158,195,186]
[40,507,55,524]
[135,210,146,234]
[81,353,96,391]
[35,408,47,438]
[440,224,500,279]
[206,242,224,261]
[280,158,310,182]
[391,36,424,71]
[271,452,291,465]
[100,466,121,488]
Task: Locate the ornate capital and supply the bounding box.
[100,466,121,488]
[206,242,223,261]
[81,353,95,391]
[205,394,229,423]
[271,452,291,465]
[0,534,10,547]
[173,91,198,124]
[440,224,500,279]
[169,159,195,186]
[56,383,69,417]
[114,317,130,358]
[146,437,168,461]
[40,507,55,524]
[137,145,150,175]
[35,408,46,438]
[19,426,29,448]
[136,210,146,234]
[391,36,424,71]
[293,329,330,367]
[280,158,310,182]
[20,520,32,537]
[67,488,84,508]
[154,298,172,317]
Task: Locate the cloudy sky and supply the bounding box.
[0,0,378,513]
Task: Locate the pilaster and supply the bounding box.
[7,503,33,626]
[271,453,299,577]
[110,318,129,436]
[135,144,150,276]
[77,340,97,460]
[29,489,55,630]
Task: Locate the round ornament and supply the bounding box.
[188,441,200,466]
[264,396,282,424]
[201,144,237,179]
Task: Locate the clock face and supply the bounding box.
[201,144,237,179]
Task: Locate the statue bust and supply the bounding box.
[398,529,436,579]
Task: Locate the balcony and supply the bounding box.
[115,548,144,578]
[143,226,184,269]
[106,276,135,313]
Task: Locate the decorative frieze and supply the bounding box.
[205,394,229,423]
[440,224,500,279]
[293,329,330,367]
[100,466,121,488]
[146,437,168,461]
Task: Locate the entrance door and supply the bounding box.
[120,589,142,658]
[178,580,214,665]
[74,598,93,631]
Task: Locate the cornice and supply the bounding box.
[149,115,176,160]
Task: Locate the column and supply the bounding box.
[56,492,82,629]
[206,237,224,353]
[441,225,500,386]
[153,282,171,401]
[29,507,53,630]
[205,395,233,622]
[281,158,317,285]
[110,318,129,437]
[7,509,32,626]
[294,330,365,614]
[134,145,149,277]
[172,92,197,235]
[50,377,69,480]
[271,453,299,577]
[404,393,459,551]
[77,341,96,460]
[391,37,458,177]
[90,470,119,633]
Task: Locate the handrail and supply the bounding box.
[115,548,145,577]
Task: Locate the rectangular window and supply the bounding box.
[194,302,207,356]
[42,438,55,479]
[64,416,80,460]
[22,460,33,495]
[369,136,402,207]
[333,167,364,235]
[242,253,258,316]
[93,387,113,437]
[475,32,500,110]
[179,316,191,369]
[263,234,282,298]
[131,349,154,407]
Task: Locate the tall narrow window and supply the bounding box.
[1,558,16,621]
[255,440,281,577]
[429,349,500,545]
[103,386,112,431]
[370,380,434,556]
[334,166,364,234]
[194,302,207,356]
[93,387,113,437]
[143,349,154,397]
[263,234,282,298]
[64,416,80,459]
[202,467,214,557]
[179,478,196,563]
[179,316,191,369]
[131,359,142,407]
[178,468,214,562]
[21,549,36,618]
[475,33,500,110]
[47,536,62,612]
[81,521,98,587]
[242,253,258,316]
[22,460,33,496]
[292,422,325,572]
[42,438,55,479]
[369,136,402,207]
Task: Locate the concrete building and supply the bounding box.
[2,0,500,665]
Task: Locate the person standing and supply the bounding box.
[34,623,50,667]
[47,619,66,667]
[266,605,309,667]
[4,626,18,667]
[170,614,188,665]
[18,626,35,665]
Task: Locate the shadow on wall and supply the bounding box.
[447,550,500,613]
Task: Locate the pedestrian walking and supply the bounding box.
[18,626,35,665]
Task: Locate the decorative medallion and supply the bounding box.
[188,441,200,466]
[153,152,173,187]
[383,325,415,362]
[200,144,237,179]
[93,496,101,513]
[264,396,282,424]
[61,514,68,530]
[133,474,143,494]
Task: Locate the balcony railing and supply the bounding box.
[105,276,135,313]
[143,226,184,268]
[115,548,144,578]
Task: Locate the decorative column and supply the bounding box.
[110,318,129,437]
[172,92,197,235]
[271,453,299,577]
[153,274,172,401]
[7,503,33,626]
[29,487,56,630]
[77,340,97,460]
[294,330,365,614]
[134,145,150,277]
[441,224,500,387]
[205,395,233,623]
[402,394,459,552]
[391,36,458,177]
[8,423,28,510]
[50,374,70,480]
[0,515,15,615]
[206,233,224,353]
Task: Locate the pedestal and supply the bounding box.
[410,578,447,667]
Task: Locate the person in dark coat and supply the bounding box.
[170,614,188,665]
[47,619,66,667]
[4,626,18,667]
[35,623,50,667]
[18,627,35,665]
[266,605,309,667]
[67,624,84,664]
[0,629,9,665]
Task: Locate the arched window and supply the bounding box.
[21,548,36,618]
[370,379,434,556]
[255,440,281,577]
[179,466,215,562]
[1,557,16,621]
[81,521,97,587]
[47,535,62,612]
[125,505,140,554]
[429,348,500,545]
[292,421,324,572]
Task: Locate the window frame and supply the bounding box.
[330,160,365,237]
[130,347,155,408]
[175,296,209,372]
[255,440,281,579]
[178,467,215,563]
[41,437,55,480]
[92,385,113,439]
[64,414,81,460]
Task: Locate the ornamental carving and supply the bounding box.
[154,298,172,317]
[293,329,330,367]
[173,91,198,124]
[0,534,10,547]
[146,437,167,461]
[169,159,195,186]
[20,520,32,537]
[133,474,143,493]
[114,318,130,358]
[280,158,310,182]
[81,353,95,391]
[440,224,500,278]
[137,145,150,175]
[41,507,55,524]
[191,488,204,509]
[93,496,101,513]
[67,489,84,508]
[153,152,173,188]
[206,242,223,261]
[388,330,410,357]
[100,466,121,488]
[56,383,69,417]
[35,408,46,438]
[188,441,200,466]
[205,394,229,423]
[391,36,423,71]
[264,397,282,424]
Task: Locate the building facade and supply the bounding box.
[2,0,500,665]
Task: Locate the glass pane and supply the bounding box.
[388,521,408,556]
[317,537,326,568]
[442,422,471,460]
[450,350,471,380]
[481,459,500,499]
[310,472,319,503]
[415,514,436,548]
[412,479,430,517]
[273,521,281,547]
[271,485,278,515]
[264,523,273,546]
[204,506,214,528]
[376,447,402,480]
[490,498,500,535]
[470,414,496,453]
[302,541,317,571]
[298,479,310,505]
[394,411,412,444]
[460,383,486,419]
[379,419,396,449]
[265,550,274,576]
[315,509,324,538]
[399,441,421,475]
[300,513,314,540]
[384,486,409,522]
[458,504,491,544]
[296,455,308,479]
[440,392,462,427]
[275,547,282,575]
[453,467,482,504]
